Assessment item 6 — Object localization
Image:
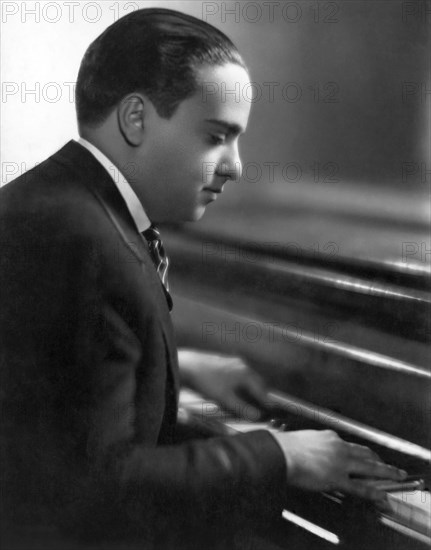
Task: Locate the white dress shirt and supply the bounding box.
[78,137,151,233]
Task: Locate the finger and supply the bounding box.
[347,443,381,462]
[348,459,406,481]
[340,479,387,502]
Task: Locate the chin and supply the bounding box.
[188,205,207,222]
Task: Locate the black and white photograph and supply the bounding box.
[1,1,430,549]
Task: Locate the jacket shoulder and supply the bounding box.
[0,148,111,238]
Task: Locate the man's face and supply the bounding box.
[132,62,251,223]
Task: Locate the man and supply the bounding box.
[0,8,405,549]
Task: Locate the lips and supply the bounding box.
[201,188,220,203]
[202,187,222,194]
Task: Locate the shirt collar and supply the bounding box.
[77,137,151,233]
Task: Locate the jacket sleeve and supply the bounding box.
[63,252,288,548]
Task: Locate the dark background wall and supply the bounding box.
[199,0,429,189]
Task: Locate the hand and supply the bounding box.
[178,349,267,420]
[272,429,406,501]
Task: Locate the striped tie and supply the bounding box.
[142,224,172,310]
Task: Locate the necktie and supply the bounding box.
[142,224,173,310]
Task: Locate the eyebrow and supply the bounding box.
[205,119,245,136]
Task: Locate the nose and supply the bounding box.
[217,143,242,182]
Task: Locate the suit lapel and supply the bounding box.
[55,140,147,261]
[53,140,179,398]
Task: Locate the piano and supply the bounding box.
[162,180,431,549]
[178,387,430,550]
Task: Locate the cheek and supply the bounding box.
[151,133,215,188]
[171,151,208,186]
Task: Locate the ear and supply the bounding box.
[117,93,146,146]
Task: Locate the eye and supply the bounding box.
[209,134,226,146]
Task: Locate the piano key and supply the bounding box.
[383,490,431,538]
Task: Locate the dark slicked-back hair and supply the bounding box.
[76,8,246,127]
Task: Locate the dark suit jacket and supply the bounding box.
[0,141,287,549]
